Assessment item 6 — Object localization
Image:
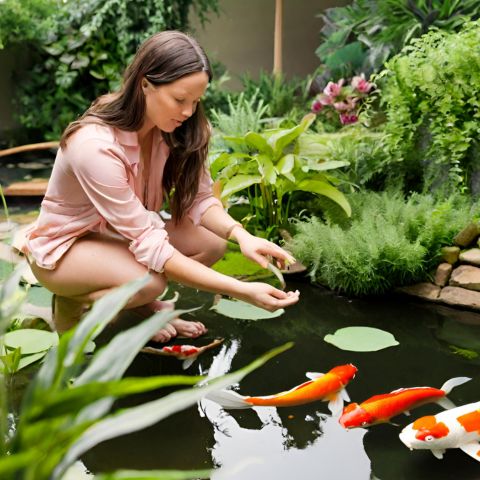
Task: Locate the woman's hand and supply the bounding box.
[231,226,295,270]
[236,281,300,312]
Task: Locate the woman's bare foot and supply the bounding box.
[148,300,207,342]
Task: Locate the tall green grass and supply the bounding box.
[289,191,480,296]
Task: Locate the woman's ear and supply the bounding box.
[141,79,150,94]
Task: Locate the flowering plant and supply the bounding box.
[311,74,374,128]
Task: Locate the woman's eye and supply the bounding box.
[175,98,185,104]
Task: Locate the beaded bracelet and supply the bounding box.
[225,222,242,240]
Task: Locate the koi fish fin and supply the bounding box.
[182,357,196,370]
[206,389,251,409]
[404,410,411,416]
[436,397,456,410]
[459,442,480,462]
[327,394,344,416]
[440,376,471,394]
[431,449,445,460]
[341,388,350,402]
[306,372,324,380]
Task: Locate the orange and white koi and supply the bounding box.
[339,376,471,429]
[399,401,480,461]
[207,364,358,414]
[141,338,224,369]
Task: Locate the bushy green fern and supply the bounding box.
[289,191,480,296]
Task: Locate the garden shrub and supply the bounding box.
[315,0,480,80]
[376,20,480,196]
[11,0,219,140]
[288,191,480,296]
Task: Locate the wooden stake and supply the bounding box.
[273,0,283,76]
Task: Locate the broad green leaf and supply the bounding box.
[209,152,249,179]
[244,132,273,155]
[296,179,351,217]
[221,175,262,200]
[211,298,284,320]
[268,114,315,158]
[95,469,211,480]
[3,329,58,354]
[53,343,293,479]
[256,154,277,185]
[26,286,52,308]
[324,327,399,352]
[17,352,47,371]
[301,160,349,172]
[276,154,295,174]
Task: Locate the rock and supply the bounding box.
[441,246,460,264]
[396,282,441,301]
[453,222,480,247]
[459,248,480,266]
[449,265,480,291]
[440,286,480,310]
[434,263,453,287]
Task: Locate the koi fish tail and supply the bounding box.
[206,389,251,409]
[436,376,472,410]
[328,389,350,416]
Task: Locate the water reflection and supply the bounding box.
[200,340,371,480]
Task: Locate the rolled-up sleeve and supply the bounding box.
[187,166,223,225]
[68,137,175,272]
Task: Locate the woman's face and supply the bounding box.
[142,71,209,134]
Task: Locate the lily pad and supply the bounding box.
[3,329,59,354]
[324,326,399,352]
[211,298,284,320]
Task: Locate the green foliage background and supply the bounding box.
[2,0,219,141]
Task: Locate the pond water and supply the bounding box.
[81,281,480,480]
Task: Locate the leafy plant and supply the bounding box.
[315,0,480,80]
[288,191,480,296]
[210,114,351,240]
[0,265,290,478]
[376,20,480,194]
[13,0,220,140]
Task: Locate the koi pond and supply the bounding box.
[76,281,480,480]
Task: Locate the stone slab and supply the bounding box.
[396,282,441,301]
[439,286,480,310]
[450,265,480,291]
[3,179,48,196]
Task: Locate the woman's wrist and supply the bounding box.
[225,222,243,240]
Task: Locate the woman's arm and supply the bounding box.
[200,205,295,269]
[163,249,299,311]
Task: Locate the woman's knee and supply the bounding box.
[200,236,227,266]
[131,271,168,306]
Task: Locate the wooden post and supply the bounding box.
[273,0,283,77]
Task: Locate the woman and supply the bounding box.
[25,31,299,342]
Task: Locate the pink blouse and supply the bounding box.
[25,123,222,272]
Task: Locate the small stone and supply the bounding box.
[453,223,480,247]
[396,283,441,301]
[440,286,480,310]
[459,248,480,266]
[440,246,460,264]
[449,265,480,291]
[434,263,453,287]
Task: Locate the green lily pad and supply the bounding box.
[211,298,284,320]
[324,326,399,352]
[26,286,53,307]
[3,329,59,354]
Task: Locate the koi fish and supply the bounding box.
[141,338,224,369]
[206,364,358,414]
[399,401,480,461]
[339,376,471,429]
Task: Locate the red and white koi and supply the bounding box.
[141,338,224,369]
[339,376,471,429]
[206,364,358,414]
[399,401,480,461]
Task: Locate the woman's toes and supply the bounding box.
[170,319,207,338]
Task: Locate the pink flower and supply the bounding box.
[323,79,345,98]
[333,97,357,112]
[339,113,358,125]
[318,93,333,106]
[311,99,323,113]
[351,74,373,93]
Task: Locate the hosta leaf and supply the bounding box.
[296,179,351,217]
[3,329,59,354]
[324,326,399,352]
[211,298,284,320]
[220,175,261,200]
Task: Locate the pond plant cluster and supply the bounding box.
[1,0,480,478]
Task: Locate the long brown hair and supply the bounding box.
[61,31,212,222]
